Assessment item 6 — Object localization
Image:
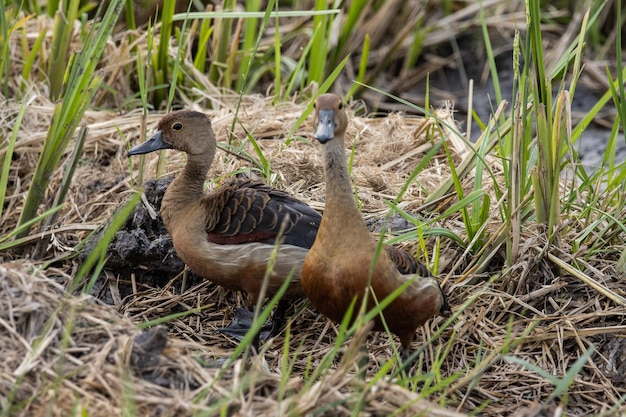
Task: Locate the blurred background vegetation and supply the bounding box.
[3,0,620,112]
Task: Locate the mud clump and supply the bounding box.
[81,176,203,303]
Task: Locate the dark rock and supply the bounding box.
[367,212,416,233]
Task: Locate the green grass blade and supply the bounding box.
[402,13,426,75]
[209,0,236,86]
[153,0,175,106]
[0,0,9,96]
[17,0,125,237]
[284,46,312,99]
[72,192,141,294]
[0,91,30,221]
[607,16,626,137]
[240,124,272,180]
[172,10,339,21]
[165,2,193,111]
[478,0,501,105]
[18,75,102,237]
[572,65,626,141]
[614,0,626,133]
[333,0,366,66]
[273,0,281,99]
[47,0,79,99]
[567,8,589,104]
[124,0,136,30]
[308,0,330,86]
[235,0,261,92]
[226,0,275,144]
[346,34,370,101]
[528,0,549,109]
[193,15,213,74]
[0,206,65,250]
[504,345,595,401]
[38,125,88,235]
[20,25,46,91]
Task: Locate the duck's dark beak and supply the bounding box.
[127,130,172,157]
[314,109,336,144]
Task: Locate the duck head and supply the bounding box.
[127,110,215,157]
[313,94,348,144]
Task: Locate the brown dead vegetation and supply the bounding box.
[2,6,626,417]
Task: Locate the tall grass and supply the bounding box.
[171,7,341,97]
[15,0,125,239]
[3,1,351,248]
[0,1,10,96]
[2,0,626,415]
[359,2,626,405]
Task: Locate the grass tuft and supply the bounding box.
[16,0,125,239]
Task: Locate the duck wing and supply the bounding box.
[205,178,321,248]
[383,246,451,315]
[384,245,431,276]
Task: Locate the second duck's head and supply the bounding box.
[127,110,215,157]
[313,94,348,144]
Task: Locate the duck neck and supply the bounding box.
[161,153,212,223]
[178,154,211,195]
[320,137,369,237]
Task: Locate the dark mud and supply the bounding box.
[130,325,204,389]
[80,176,204,304]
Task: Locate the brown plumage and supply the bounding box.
[127,110,321,342]
[301,94,450,362]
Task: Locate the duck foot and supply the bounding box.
[398,348,419,374]
[266,299,288,338]
[216,307,271,342]
[217,302,287,344]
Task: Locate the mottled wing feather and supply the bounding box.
[205,178,321,248]
[384,245,430,276]
[384,246,451,315]
[265,190,321,247]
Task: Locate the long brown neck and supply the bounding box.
[319,137,371,243]
[161,153,213,227]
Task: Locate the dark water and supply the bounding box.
[401,53,625,173]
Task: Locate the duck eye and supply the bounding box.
[313,102,317,109]
[172,122,183,130]
[338,102,344,110]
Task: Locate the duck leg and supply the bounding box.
[265,299,289,338]
[399,347,423,374]
[216,307,262,352]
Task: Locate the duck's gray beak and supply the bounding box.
[127,130,172,157]
[314,109,336,144]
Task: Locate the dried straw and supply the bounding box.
[2,12,625,417]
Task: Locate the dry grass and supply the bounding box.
[2,88,625,416]
[0,261,471,416]
[2,8,626,417]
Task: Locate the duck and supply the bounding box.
[301,94,450,363]
[127,109,322,344]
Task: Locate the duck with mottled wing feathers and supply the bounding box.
[301,94,450,363]
[127,110,321,345]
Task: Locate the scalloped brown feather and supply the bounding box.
[203,177,319,247]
